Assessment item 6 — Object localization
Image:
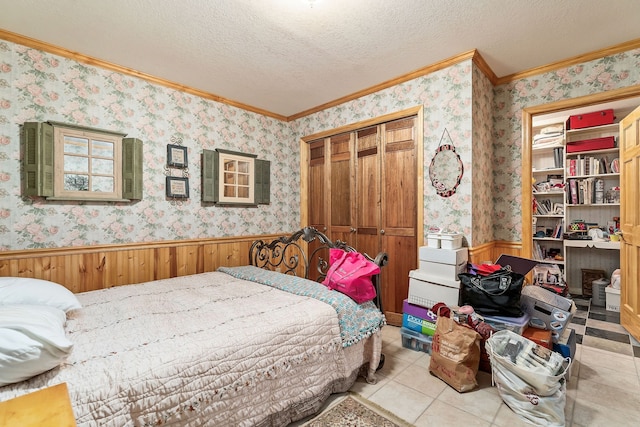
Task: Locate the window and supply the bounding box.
[54,127,120,200]
[202,149,270,205]
[21,122,143,201]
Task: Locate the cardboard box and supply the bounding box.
[553,327,576,359]
[419,246,468,265]
[402,313,436,336]
[418,260,466,281]
[520,285,576,342]
[402,299,437,322]
[567,109,614,129]
[408,269,461,308]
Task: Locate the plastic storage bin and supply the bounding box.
[439,233,463,249]
[482,312,531,335]
[605,286,620,312]
[591,278,609,306]
[400,327,433,354]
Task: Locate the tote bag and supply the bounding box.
[322,248,379,304]
[458,267,524,317]
[429,310,481,392]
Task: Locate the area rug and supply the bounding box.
[302,393,414,427]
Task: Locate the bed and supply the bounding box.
[0,227,387,426]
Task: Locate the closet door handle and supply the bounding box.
[380,229,385,235]
[350,227,357,233]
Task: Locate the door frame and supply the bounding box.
[299,105,424,249]
[521,85,640,260]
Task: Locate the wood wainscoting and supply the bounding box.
[468,240,523,265]
[0,234,283,293]
[0,236,524,297]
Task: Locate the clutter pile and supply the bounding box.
[402,242,577,426]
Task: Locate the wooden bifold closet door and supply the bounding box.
[306,116,418,325]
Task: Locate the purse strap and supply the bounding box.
[467,269,513,296]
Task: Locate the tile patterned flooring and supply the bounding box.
[344,297,640,426]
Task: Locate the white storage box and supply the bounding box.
[419,246,468,265]
[427,234,441,248]
[419,260,466,281]
[605,286,620,312]
[440,233,463,249]
[408,269,461,308]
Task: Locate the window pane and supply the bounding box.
[92,140,114,158]
[64,155,89,173]
[238,174,249,186]
[224,185,236,197]
[64,174,89,191]
[238,161,249,173]
[64,136,89,154]
[92,158,114,175]
[92,176,114,192]
[224,160,236,171]
[238,187,249,198]
[224,172,236,185]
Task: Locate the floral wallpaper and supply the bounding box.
[0,41,298,250]
[492,48,640,242]
[471,65,494,246]
[2,36,639,252]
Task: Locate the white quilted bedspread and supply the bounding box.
[0,271,369,426]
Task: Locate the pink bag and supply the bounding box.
[322,248,380,303]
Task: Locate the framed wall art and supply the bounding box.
[165,176,190,198]
[167,144,188,168]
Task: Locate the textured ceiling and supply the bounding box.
[2,0,640,117]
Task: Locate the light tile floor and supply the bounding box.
[347,298,640,426]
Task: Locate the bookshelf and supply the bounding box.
[530,104,636,295]
[531,124,565,269]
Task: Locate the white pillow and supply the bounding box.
[0,277,81,313]
[0,304,74,386]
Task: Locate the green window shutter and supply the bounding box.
[122,138,143,200]
[254,159,270,205]
[202,149,219,202]
[21,122,54,197]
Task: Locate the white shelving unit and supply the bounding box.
[531,103,636,296]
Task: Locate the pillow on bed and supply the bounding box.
[0,277,81,313]
[0,304,74,386]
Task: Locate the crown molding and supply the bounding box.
[0,29,288,121]
[2,28,639,122]
[496,38,640,85]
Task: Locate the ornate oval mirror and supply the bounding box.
[429,130,464,198]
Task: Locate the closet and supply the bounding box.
[524,93,640,297]
[304,114,420,325]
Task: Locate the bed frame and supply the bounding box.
[249,226,389,312]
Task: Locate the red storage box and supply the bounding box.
[566,136,616,153]
[523,327,552,349]
[567,109,614,129]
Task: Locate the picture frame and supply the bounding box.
[165,176,190,198]
[167,144,188,168]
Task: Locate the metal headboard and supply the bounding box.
[249,226,388,311]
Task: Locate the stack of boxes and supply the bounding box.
[401,233,466,354]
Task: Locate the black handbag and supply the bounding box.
[458,267,524,317]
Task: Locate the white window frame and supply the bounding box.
[53,125,122,200]
[217,151,255,205]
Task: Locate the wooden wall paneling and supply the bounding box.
[203,243,219,272]
[175,245,199,277]
[155,247,173,281]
